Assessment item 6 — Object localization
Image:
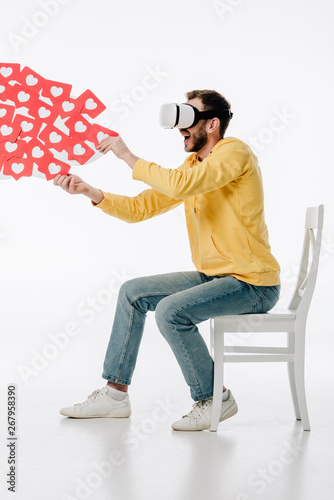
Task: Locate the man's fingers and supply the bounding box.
[53,174,72,190]
[99,145,112,154]
[97,136,118,152]
[53,175,60,185]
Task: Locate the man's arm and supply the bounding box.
[97,135,250,199]
[53,174,104,204]
[53,174,183,223]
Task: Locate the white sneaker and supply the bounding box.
[60,387,131,418]
[172,390,238,431]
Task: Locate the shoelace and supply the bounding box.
[182,399,212,420]
[75,389,101,406]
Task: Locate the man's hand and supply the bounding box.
[53,174,104,204]
[97,135,139,169]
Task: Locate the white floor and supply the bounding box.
[1,312,333,500]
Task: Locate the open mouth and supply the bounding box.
[184,134,191,144]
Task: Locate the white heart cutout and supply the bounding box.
[11,163,24,174]
[21,121,33,132]
[51,86,63,97]
[73,144,85,155]
[38,107,51,119]
[18,91,30,103]
[26,75,38,86]
[1,125,13,136]
[97,132,108,142]
[0,85,5,94]
[86,98,97,110]
[48,163,61,175]
[0,67,13,78]
[62,101,75,112]
[0,109,7,118]
[32,146,44,158]
[49,131,61,143]
[74,121,87,133]
[5,142,18,153]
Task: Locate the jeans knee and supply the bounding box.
[155,298,174,335]
[119,278,143,303]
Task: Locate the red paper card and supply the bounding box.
[24,137,50,160]
[0,82,11,102]
[41,79,72,104]
[86,123,118,147]
[65,139,95,165]
[0,139,25,160]
[37,157,71,181]
[39,125,70,152]
[0,121,21,143]
[28,98,59,123]
[16,66,46,93]
[13,114,43,140]
[7,84,39,109]
[65,113,93,137]
[0,63,21,82]
[55,97,84,120]
[3,157,33,180]
[0,103,15,122]
[76,89,106,119]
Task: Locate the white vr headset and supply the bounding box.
[159,103,233,129]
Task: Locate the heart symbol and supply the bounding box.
[18,91,30,103]
[48,163,61,175]
[21,121,33,132]
[85,98,97,110]
[5,142,18,153]
[26,75,38,86]
[97,132,108,142]
[49,131,62,143]
[62,101,74,112]
[0,109,7,118]
[1,125,13,136]
[11,163,24,174]
[73,144,85,155]
[0,85,5,94]
[51,86,63,97]
[38,107,51,119]
[74,121,87,133]
[0,67,13,78]
[32,146,44,158]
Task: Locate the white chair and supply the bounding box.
[210,204,324,432]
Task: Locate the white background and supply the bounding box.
[0,1,333,499]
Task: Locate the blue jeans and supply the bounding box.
[102,272,280,401]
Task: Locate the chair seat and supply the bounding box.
[212,308,297,332]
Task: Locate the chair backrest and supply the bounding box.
[288,205,324,316]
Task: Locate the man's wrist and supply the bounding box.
[84,185,104,204]
[123,152,139,170]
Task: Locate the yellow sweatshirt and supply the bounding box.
[94,136,281,286]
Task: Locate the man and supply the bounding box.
[54,90,281,431]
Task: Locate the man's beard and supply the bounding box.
[190,124,208,152]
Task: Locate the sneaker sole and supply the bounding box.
[60,410,131,419]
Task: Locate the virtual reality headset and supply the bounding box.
[159,103,233,129]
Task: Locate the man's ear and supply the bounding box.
[207,117,220,134]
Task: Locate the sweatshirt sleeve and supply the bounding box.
[92,188,183,223]
[132,149,249,199]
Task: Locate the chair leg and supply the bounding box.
[287,361,301,420]
[294,324,311,431]
[210,326,224,432]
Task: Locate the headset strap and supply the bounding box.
[198,109,233,120]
